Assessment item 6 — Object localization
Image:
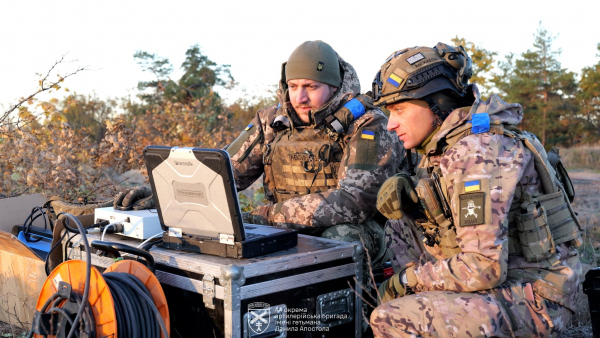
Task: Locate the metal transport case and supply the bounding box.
[66,232,364,338]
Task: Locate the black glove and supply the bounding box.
[114,186,155,210]
[241,205,271,225]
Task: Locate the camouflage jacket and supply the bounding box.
[411,85,582,311]
[226,55,403,231]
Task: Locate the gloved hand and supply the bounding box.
[114,186,155,210]
[378,273,406,305]
[376,172,418,220]
[377,266,417,305]
[242,205,271,225]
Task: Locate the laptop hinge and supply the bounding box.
[202,274,216,309]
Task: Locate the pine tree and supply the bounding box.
[492,24,577,147]
[576,43,600,144]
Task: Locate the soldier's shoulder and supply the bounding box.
[256,103,280,119]
[353,107,388,128]
[253,103,282,131]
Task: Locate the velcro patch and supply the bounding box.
[350,129,379,170]
[406,53,425,65]
[361,130,375,140]
[244,123,254,131]
[464,180,481,192]
[459,192,484,226]
[386,73,404,88]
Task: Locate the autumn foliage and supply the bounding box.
[0,47,274,202]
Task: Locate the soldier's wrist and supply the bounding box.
[405,265,418,289]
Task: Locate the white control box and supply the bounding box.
[94,207,164,240]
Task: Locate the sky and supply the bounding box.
[1,0,600,111]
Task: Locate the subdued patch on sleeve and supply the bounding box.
[349,128,379,170]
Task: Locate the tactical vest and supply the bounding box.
[414,119,582,262]
[263,97,368,203]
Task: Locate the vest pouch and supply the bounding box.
[274,189,303,203]
[537,190,583,248]
[437,226,462,257]
[415,178,445,225]
[515,201,556,263]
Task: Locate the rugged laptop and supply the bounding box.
[144,146,297,258]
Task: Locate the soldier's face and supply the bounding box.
[386,100,438,149]
[287,79,337,123]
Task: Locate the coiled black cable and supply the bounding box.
[22,206,51,242]
[103,272,168,338]
[26,213,92,338]
[29,213,169,338]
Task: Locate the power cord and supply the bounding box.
[22,206,51,242]
[31,214,169,338]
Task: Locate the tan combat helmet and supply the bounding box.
[372,43,474,118]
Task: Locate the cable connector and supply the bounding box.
[103,223,125,234]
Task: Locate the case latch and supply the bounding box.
[203,274,215,309]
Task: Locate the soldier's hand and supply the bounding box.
[242,205,271,225]
[114,186,155,211]
[378,273,406,305]
[377,172,418,220]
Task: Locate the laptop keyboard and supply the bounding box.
[244,232,262,240]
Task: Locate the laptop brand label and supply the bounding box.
[173,181,209,206]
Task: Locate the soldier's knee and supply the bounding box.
[369,306,384,333]
[320,225,356,242]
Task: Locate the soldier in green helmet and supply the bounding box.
[226,41,406,268]
[370,43,582,337]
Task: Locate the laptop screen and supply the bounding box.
[144,146,246,243]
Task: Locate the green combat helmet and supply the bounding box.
[372,43,474,119]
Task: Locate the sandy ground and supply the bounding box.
[2,171,598,337]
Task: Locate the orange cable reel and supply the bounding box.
[35,260,117,338]
[34,258,169,337]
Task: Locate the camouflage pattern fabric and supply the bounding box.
[371,85,581,337]
[371,282,571,337]
[321,220,387,267]
[227,54,404,231]
[384,215,437,274]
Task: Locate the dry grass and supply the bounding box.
[560,146,600,171]
[557,170,600,336]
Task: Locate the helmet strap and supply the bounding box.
[423,95,449,122]
[406,149,417,176]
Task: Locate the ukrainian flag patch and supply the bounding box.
[464,180,481,192]
[244,123,254,131]
[386,73,404,88]
[361,130,375,140]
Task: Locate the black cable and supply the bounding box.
[63,214,92,338]
[29,213,169,338]
[140,239,163,251]
[61,215,82,234]
[26,277,96,337]
[103,272,168,338]
[22,206,49,242]
[45,230,69,276]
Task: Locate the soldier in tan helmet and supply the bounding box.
[370,43,582,337]
[226,41,406,268]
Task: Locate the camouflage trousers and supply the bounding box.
[320,219,387,268]
[371,217,572,337]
